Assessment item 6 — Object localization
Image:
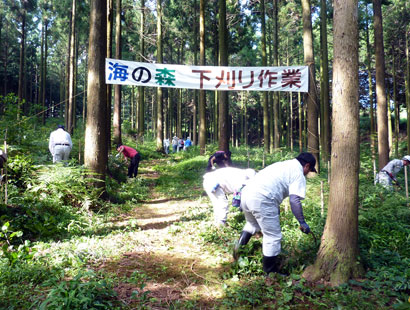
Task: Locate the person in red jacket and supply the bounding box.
[116,144,141,178]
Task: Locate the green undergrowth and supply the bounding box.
[0,123,409,309]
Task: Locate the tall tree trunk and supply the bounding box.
[156,0,163,151]
[373,0,389,169]
[261,0,269,153]
[65,10,72,128]
[320,0,330,161]
[85,0,108,191]
[42,19,48,125]
[67,0,76,134]
[192,0,198,145]
[365,3,376,159]
[82,56,87,122]
[17,8,26,120]
[392,50,399,158]
[137,0,145,141]
[113,0,122,145]
[106,0,113,150]
[39,19,45,122]
[268,13,274,153]
[198,0,206,155]
[218,0,229,152]
[302,0,319,172]
[303,0,363,286]
[177,88,182,137]
[273,0,280,149]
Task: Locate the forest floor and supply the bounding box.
[94,158,233,309]
[3,146,409,309]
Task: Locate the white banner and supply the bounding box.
[105,58,309,92]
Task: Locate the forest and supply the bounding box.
[0,0,410,309]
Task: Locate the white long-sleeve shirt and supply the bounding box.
[203,167,256,194]
[48,128,72,155]
[245,159,306,205]
[380,159,403,178]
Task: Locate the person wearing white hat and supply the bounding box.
[375,156,410,189]
[203,167,256,226]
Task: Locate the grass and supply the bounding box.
[0,119,409,309]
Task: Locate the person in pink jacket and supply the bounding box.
[116,144,141,178]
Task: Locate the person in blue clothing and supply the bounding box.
[184,137,192,150]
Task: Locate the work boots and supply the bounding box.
[262,255,286,277]
[233,231,253,261]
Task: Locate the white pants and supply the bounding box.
[53,145,71,163]
[203,177,229,225]
[241,188,282,257]
[375,172,393,190]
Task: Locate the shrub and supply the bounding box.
[36,271,119,309]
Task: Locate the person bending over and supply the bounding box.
[207,151,232,172]
[233,152,317,276]
[117,144,141,178]
[203,167,256,226]
[375,155,410,190]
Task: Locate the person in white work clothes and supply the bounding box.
[375,155,410,190]
[233,152,317,276]
[203,167,256,226]
[48,125,73,163]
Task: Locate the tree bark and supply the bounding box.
[218,0,229,152]
[320,0,330,161]
[39,18,45,123]
[365,3,376,159]
[373,0,389,169]
[106,0,113,151]
[273,0,280,149]
[85,0,108,191]
[137,0,145,141]
[113,0,122,146]
[43,19,48,124]
[302,0,319,172]
[261,0,269,153]
[67,0,76,134]
[156,0,163,151]
[303,0,363,286]
[198,0,206,155]
[17,7,26,119]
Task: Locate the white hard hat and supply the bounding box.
[245,168,256,179]
[402,155,410,162]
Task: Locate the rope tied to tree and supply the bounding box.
[2,91,86,134]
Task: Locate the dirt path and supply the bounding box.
[101,160,229,309]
